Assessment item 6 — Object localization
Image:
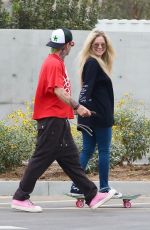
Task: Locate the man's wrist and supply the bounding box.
[70,99,80,110]
[73,103,80,110]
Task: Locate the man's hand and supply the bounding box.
[76,105,91,117]
[54,88,91,117]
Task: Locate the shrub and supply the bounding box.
[0,95,149,173]
[70,123,82,151]
[114,95,150,165]
[0,0,10,28]
[10,0,101,29]
[0,103,36,173]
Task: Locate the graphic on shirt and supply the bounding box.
[79,84,88,103]
[64,67,71,94]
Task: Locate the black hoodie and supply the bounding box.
[78,57,114,128]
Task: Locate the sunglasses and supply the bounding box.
[92,43,106,49]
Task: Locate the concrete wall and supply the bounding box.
[0,29,90,118]
[96,19,150,117]
[0,21,150,119]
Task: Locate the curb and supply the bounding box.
[0,180,150,196]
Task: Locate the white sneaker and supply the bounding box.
[113,191,123,198]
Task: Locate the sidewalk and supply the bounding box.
[0,180,150,196]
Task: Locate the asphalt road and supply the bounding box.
[0,195,150,230]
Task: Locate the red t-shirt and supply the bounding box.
[33,54,74,120]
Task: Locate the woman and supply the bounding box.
[70,29,122,197]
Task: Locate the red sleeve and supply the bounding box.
[46,62,64,93]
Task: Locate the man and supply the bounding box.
[11,28,115,212]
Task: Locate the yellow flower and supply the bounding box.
[23,119,28,125]
[17,109,25,118]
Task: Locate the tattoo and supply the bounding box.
[70,98,80,110]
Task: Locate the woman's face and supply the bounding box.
[91,35,106,58]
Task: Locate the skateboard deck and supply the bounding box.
[65,193,141,208]
[112,194,141,208]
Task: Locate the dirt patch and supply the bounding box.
[0,163,150,181]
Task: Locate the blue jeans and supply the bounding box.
[80,127,112,191]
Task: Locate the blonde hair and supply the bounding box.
[79,29,115,80]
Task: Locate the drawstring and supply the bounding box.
[70,111,97,136]
[77,124,93,136]
[70,120,93,136]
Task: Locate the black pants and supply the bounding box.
[13,117,97,205]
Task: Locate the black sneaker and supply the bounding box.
[70,184,83,196]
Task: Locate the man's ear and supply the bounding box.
[65,43,70,49]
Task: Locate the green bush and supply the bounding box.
[0,104,36,173]
[110,140,127,168]
[10,0,101,29]
[0,95,149,173]
[71,124,82,151]
[0,0,10,28]
[114,95,150,165]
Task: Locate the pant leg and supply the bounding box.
[80,130,96,170]
[56,121,97,205]
[13,118,67,200]
[95,127,112,191]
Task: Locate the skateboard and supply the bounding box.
[65,193,141,208]
[112,194,141,208]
